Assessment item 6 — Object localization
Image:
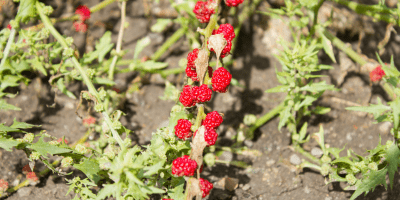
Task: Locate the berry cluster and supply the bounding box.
[171,155,198,177]
[185,48,213,82]
[199,178,214,198]
[224,0,244,7]
[174,119,193,140]
[211,67,232,93]
[370,65,386,82]
[179,84,212,107]
[73,5,91,33]
[26,172,39,182]
[210,23,235,58]
[0,179,8,192]
[194,111,223,146]
[193,0,216,23]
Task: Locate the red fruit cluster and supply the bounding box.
[179,84,212,107]
[210,24,235,58]
[370,65,385,82]
[0,179,8,192]
[174,119,193,140]
[193,0,216,23]
[172,155,197,177]
[26,172,39,182]
[83,116,96,125]
[199,178,213,198]
[74,5,91,33]
[57,137,69,144]
[211,67,232,93]
[203,111,223,129]
[7,24,11,30]
[185,49,213,82]
[224,0,244,7]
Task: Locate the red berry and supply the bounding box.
[193,0,216,23]
[187,48,199,69]
[75,5,91,21]
[199,178,213,198]
[202,111,223,129]
[224,0,244,7]
[57,138,69,144]
[175,119,193,140]
[162,199,173,200]
[83,116,96,125]
[370,65,385,82]
[7,24,11,30]
[192,84,212,103]
[172,155,197,177]
[26,172,39,182]
[194,128,218,146]
[210,24,235,57]
[0,179,8,192]
[186,66,199,81]
[211,67,232,93]
[179,85,196,107]
[73,21,88,33]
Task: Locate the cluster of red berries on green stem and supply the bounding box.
[370,65,386,82]
[73,5,91,33]
[210,23,235,58]
[193,0,245,23]
[186,48,213,82]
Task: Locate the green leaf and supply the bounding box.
[96,184,116,200]
[0,124,20,133]
[10,118,40,129]
[73,158,101,183]
[346,101,390,118]
[321,34,336,63]
[385,143,400,189]
[1,75,22,90]
[134,37,151,59]
[278,104,291,131]
[298,122,308,142]
[11,60,30,73]
[56,78,76,99]
[389,98,400,130]
[313,106,331,115]
[266,85,290,93]
[350,168,388,200]
[296,95,317,111]
[0,137,21,151]
[143,161,165,177]
[97,31,114,62]
[168,178,185,200]
[139,60,168,71]
[16,0,37,23]
[31,57,47,76]
[168,109,191,132]
[27,136,71,158]
[160,81,180,101]
[92,77,116,86]
[300,81,335,93]
[0,100,21,111]
[151,18,172,33]
[326,147,345,159]
[331,157,353,165]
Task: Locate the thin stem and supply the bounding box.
[108,1,127,80]
[248,101,285,134]
[0,29,16,77]
[151,27,187,61]
[294,145,323,165]
[36,2,125,150]
[309,0,325,36]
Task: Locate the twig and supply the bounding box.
[151,27,187,61]
[0,29,16,79]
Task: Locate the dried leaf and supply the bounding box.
[194,49,209,84]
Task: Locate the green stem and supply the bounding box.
[108,1,127,80]
[309,0,325,36]
[36,2,125,150]
[90,0,116,13]
[294,145,323,165]
[151,27,187,61]
[248,101,285,133]
[0,29,16,77]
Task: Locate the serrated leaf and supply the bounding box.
[313,106,331,115]
[0,124,20,132]
[27,136,71,158]
[151,18,172,33]
[1,75,21,90]
[144,160,165,177]
[266,85,290,93]
[0,100,21,111]
[160,81,180,101]
[10,118,40,129]
[296,95,317,111]
[278,104,291,131]
[96,184,116,200]
[134,37,151,59]
[16,0,37,23]
[385,143,400,189]
[300,81,335,93]
[139,60,168,71]
[56,78,76,99]
[346,102,390,118]
[321,34,336,63]
[168,178,185,200]
[0,137,21,151]
[31,57,47,76]
[350,168,388,200]
[97,31,114,62]
[298,122,308,142]
[331,157,353,165]
[326,147,345,159]
[73,158,101,183]
[389,98,400,130]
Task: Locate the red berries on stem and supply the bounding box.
[175,119,193,140]
[210,23,236,58]
[171,155,198,177]
[199,178,213,198]
[193,0,216,23]
[74,5,91,33]
[179,84,212,107]
[203,111,223,129]
[224,0,244,7]
[212,67,232,93]
[370,65,385,82]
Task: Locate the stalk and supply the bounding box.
[294,145,323,165]
[36,2,125,150]
[151,27,187,61]
[0,29,16,78]
[248,101,285,134]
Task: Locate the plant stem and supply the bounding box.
[0,29,16,77]
[309,0,325,36]
[294,145,323,165]
[36,2,125,150]
[151,27,187,61]
[108,1,127,80]
[248,101,285,134]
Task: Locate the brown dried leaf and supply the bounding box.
[208,34,227,68]
[195,49,209,84]
[190,126,208,170]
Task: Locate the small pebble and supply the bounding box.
[304,186,310,194]
[346,133,352,141]
[290,154,301,165]
[242,184,251,191]
[17,187,33,197]
[65,102,74,109]
[266,159,276,167]
[244,140,253,147]
[311,147,323,158]
[379,121,391,134]
[325,197,332,200]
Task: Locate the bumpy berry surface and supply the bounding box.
[224,0,244,7]
[192,84,212,103]
[211,67,232,93]
[26,172,39,182]
[75,5,91,21]
[171,155,197,176]
[186,66,199,81]
[204,128,218,146]
[175,119,193,140]
[193,1,215,23]
[203,111,223,129]
[199,178,213,198]
[210,24,235,57]
[179,85,196,107]
[187,48,199,69]
[73,21,88,33]
[0,179,8,192]
[370,65,385,82]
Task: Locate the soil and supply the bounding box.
[1,0,400,200]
